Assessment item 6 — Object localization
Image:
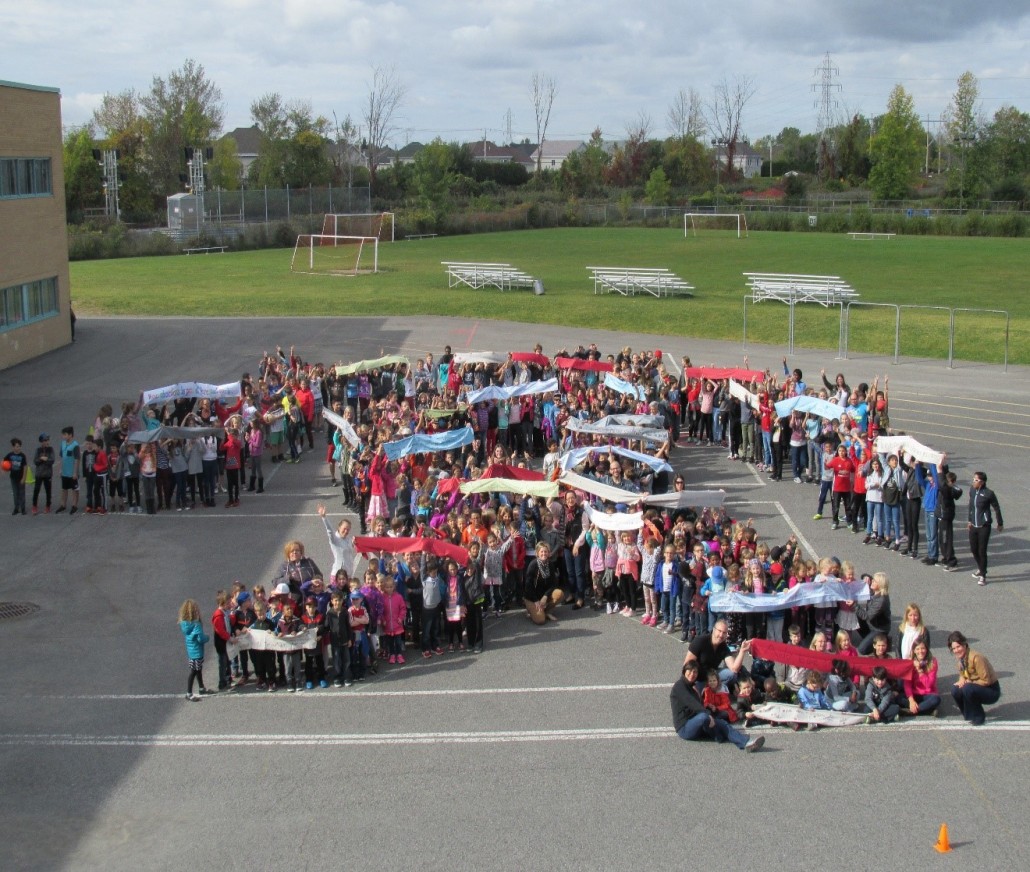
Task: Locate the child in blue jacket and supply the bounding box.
[178,599,213,701]
[653,542,682,633]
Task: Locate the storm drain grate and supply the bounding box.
[0,602,41,621]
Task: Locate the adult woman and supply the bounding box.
[275,541,322,601]
[524,541,562,625]
[897,603,929,659]
[856,572,892,654]
[948,631,1001,726]
[902,639,940,717]
[967,471,1003,585]
[317,504,355,580]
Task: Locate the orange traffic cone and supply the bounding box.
[934,823,952,853]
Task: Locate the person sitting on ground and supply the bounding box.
[948,631,1000,726]
[670,662,765,752]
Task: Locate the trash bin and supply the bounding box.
[533,279,545,296]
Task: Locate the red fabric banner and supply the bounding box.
[686,367,767,383]
[435,477,463,495]
[750,639,914,681]
[511,352,550,368]
[353,536,469,567]
[555,357,614,373]
[481,463,544,481]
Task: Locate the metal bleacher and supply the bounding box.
[588,266,694,298]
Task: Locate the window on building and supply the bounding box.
[0,277,59,331]
[0,158,53,198]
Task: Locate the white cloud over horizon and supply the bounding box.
[4,0,1028,144]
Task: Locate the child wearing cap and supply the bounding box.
[275,600,304,693]
[32,433,55,514]
[4,438,28,515]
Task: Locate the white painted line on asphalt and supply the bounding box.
[892,417,1030,438]
[774,501,819,560]
[38,682,668,701]
[891,391,1030,410]
[2,720,1027,748]
[0,727,673,747]
[745,462,767,487]
[882,429,1018,451]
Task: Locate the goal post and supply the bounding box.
[290,234,379,276]
[684,212,748,238]
[321,212,394,242]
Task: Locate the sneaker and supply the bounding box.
[972,571,982,580]
[198,688,216,695]
[287,686,296,693]
[664,626,675,635]
[863,534,872,544]
[31,506,38,515]
[256,682,266,691]
[920,557,935,566]
[85,507,93,514]
[344,680,353,687]
[44,506,50,513]
[333,679,343,688]
[942,563,957,572]
[305,681,314,690]
[388,655,396,664]
[977,576,987,586]
[319,679,329,688]
[185,693,201,701]
[793,477,801,484]
[831,522,839,530]
[806,723,819,732]
[267,685,276,692]
[812,513,822,520]
[69,506,77,515]
[433,647,444,656]
[448,644,455,653]
[744,735,765,753]
[641,615,651,625]
[397,654,405,664]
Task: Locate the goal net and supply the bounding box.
[290,234,379,276]
[684,212,748,238]
[321,212,395,242]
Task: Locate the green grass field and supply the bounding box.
[70,228,1029,364]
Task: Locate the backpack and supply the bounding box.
[882,471,901,507]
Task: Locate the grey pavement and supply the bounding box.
[1,316,1028,872]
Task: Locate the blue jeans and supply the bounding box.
[909,693,941,715]
[201,459,218,503]
[866,502,884,536]
[660,592,681,625]
[761,431,772,466]
[816,480,832,514]
[676,712,748,749]
[712,411,723,443]
[563,547,586,599]
[790,445,806,479]
[924,509,939,559]
[421,604,441,651]
[951,681,1000,725]
[883,503,901,541]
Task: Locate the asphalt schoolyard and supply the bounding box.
[1,315,1028,872]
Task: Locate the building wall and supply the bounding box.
[0,81,72,370]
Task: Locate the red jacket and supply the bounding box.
[295,387,315,423]
[825,455,855,493]
[211,607,236,642]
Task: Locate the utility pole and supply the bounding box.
[921,115,946,175]
[504,109,513,146]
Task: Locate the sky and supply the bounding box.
[4,0,1030,146]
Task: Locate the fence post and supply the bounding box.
[287,184,291,221]
[264,186,268,224]
[948,309,955,368]
[894,306,901,363]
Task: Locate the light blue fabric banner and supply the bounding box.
[710,579,870,614]
[604,373,648,400]
[383,426,474,461]
[465,378,558,405]
[558,445,673,474]
[774,395,847,421]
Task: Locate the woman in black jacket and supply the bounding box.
[856,572,892,654]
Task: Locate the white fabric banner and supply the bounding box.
[226,628,319,659]
[322,408,361,449]
[729,379,760,411]
[464,378,558,405]
[594,414,666,428]
[643,490,727,509]
[142,381,241,406]
[559,471,643,505]
[452,351,508,365]
[582,501,644,531]
[874,435,944,467]
[752,702,867,727]
[710,579,870,614]
[565,418,669,443]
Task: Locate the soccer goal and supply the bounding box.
[322,212,395,243]
[290,234,379,276]
[684,212,748,238]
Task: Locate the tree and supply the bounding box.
[207,137,242,190]
[90,90,156,221]
[606,113,655,187]
[667,87,706,139]
[331,111,361,187]
[868,84,923,200]
[530,72,557,174]
[249,95,333,187]
[559,127,608,196]
[834,114,872,182]
[705,75,757,180]
[662,135,711,189]
[945,72,985,200]
[644,167,671,205]
[62,126,103,218]
[363,65,405,193]
[985,105,1030,181]
[411,138,457,222]
[140,59,225,196]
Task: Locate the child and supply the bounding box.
[380,575,409,663]
[232,591,256,685]
[442,558,467,651]
[348,591,371,681]
[640,536,663,628]
[826,659,860,712]
[783,624,808,698]
[249,600,277,691]
[615,530,641,615]
[211,590,237,691]
[223,428,242,507]
[178,599,214,701]
[461,547,486,654]
[420,556,445,658]
[300,596,328,689]
[765,562,787,643]
[32,433,55,514]
[702,670,737,723]
[699,564,727,632]
[903,639,941,717]
[653,541,681,633]
[275,600,304,692]
[325,590,352,687]
[864,665,900,723]
[80,436,99,513]
[798,670,832,711]
[483,530,516,617]
[732,675,763,727]
[55,426,80,514]
[4,438,28,515]
[117,442,141,513]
